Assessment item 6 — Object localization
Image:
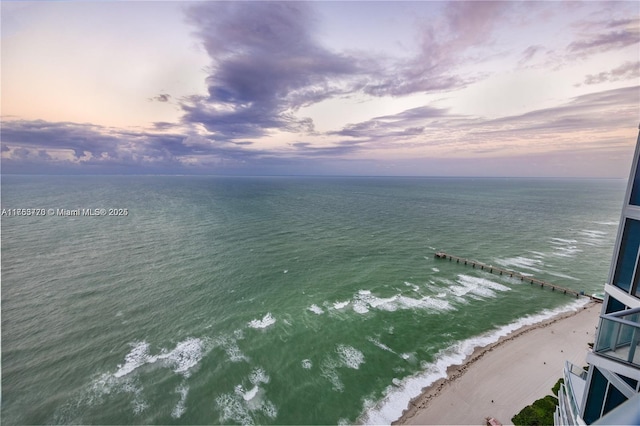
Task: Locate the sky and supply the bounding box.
[2,1,639,177]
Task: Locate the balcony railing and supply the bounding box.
[561,361,588,425]
[594,307,640,368]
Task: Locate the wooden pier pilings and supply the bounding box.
[434,251,591,299]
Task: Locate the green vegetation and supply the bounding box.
[512,378,563,426]
[552,378,564,396]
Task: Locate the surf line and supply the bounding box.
[433,251,600,300]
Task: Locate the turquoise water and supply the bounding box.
[1,176,626,424]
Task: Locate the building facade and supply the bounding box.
[555,127,640,425]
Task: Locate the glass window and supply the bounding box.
[616,373,639,391]
[613,219,640,292]
[603,383,627,417]
[629,158,640,206]
[605,296,626,314]
[584,367,608,424]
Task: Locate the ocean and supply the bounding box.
[0,176,626,425]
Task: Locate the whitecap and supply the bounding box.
[216,368,278,424]
[157,337,204,377]
[114,342,154,378]
[336,344,365,369]
[301,359,313,369]
[333,300,350,310]
[248,313,276,329]
[494,256,543,272]
[450,274,510,299]
[308,304,324,315]
[171,384,189,419]
[249,367,270,385]
[320,358,344,392]
[404,281,420,292]
[243,386,259,402]
[366,336,396,354]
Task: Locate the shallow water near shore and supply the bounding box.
[1,176,625,424]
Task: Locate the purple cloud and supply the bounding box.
[580,61,640,86]
[569,17,640,56]
[181,1,362,141]
[363,1,510,97]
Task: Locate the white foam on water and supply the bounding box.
[261,400,278,419]
[551,237,578,244]
[579,229,607,246]
[495,256,543,272]
[308,304,324,315]
[337,344,365,370]
[546,271,580,281]
[594,220,618,226]
[114,342,153,378]
[320,357,344,392]
[171,384,189,419]
[224,341,249,363]
[248,313,276,329]
[449,274,510,299]
[404,281,420,292]
[550,238,582,258]
[301,359,313,369]
[366,336,396,354]
[249,367,270,385]
[114,338,207,379]
[353,289,453,314]
[352,300,370,314]
[157,337,204,378]
[58,337,209,421]
[216,392,254,425]
[243,386,259,402]
[333,300,350,310]
[216,367,278,425]
[359,298,590,425]
[431,267,440,272]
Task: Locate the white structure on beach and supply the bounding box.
[555,126,640,425]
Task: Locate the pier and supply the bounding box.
[434,252,595,299]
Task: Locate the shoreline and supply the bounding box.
[392,300,600,425]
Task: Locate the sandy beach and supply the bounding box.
[395,301,600,426]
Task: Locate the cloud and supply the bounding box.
[363,1,510,97]
[2,85,637,175]
[181,1,362,141]
[569,17,640,56]
[324,85,639,158]
[519,45,544,65]
[150,93,171,102]
[0,119,271,172]
[579,61,640,86]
